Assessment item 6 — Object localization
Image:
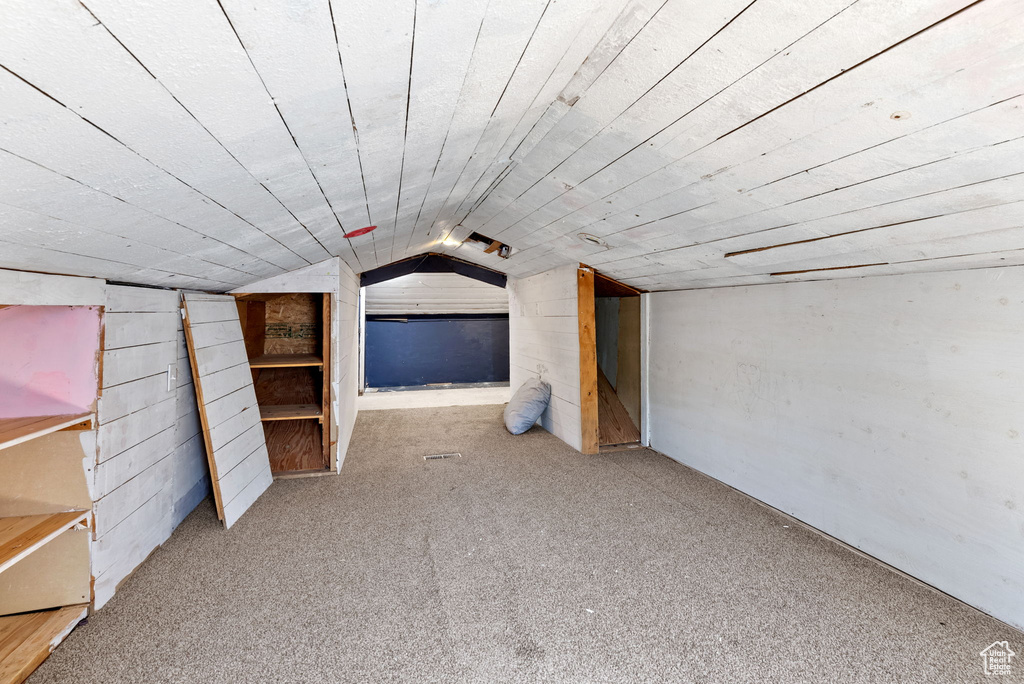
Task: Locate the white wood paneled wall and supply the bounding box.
[508,264,581,451]
[365,273,508,315]
[647,266,1024,631]
[0,269,105,307]
[336,262,360,470]
[173,301,210,527]
[94,285,208,608]
[231,258,361,471]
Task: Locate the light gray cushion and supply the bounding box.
[504,377,552,435]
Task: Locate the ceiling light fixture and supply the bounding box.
[577,232,607,247]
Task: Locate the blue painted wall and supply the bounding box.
[365,314,510,387]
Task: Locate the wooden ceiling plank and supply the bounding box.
[84,0,335,265]
[522,41,1024,286]
[497,0,666,169]
[721,175,1024,263]
[474,0,874,242]
[0,240,231,291]
[642,171,1024,273]
[0,205,246,286]
[328,0,419,271]
[0,70,307,278]
[475,0,1018,268]
[388,0,492,264]
[589,79,1024,253]
[594,108,1024,260]
[0,0,322,274]
[0,152,272,283]
[401,0,552,259]
[430,0,624,246]
[415,0,589,255]
[596,2,1022,246]
[528,0,991,242]
[216,0,372,274]
[731,209,1024,275]
[458,0,759,239]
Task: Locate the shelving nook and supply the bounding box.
[0,303,101,684]
[234,292,332,475]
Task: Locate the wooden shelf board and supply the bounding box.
[249,354,323,369]
[0,604,88,684]
[259,404,323,422]
[0,512,90,575]
[272,468,335,480]
[0,415,93,453]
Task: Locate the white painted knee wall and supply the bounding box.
[508,264,582,451]
[647,266,1024,630]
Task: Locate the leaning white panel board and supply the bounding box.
[181,293,272,529]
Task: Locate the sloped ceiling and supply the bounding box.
[1,0,1021,292]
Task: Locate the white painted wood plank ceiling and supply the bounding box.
[0,0,1021,291]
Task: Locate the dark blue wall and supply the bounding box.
[365,314,510,388]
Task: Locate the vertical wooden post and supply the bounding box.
[322,293,333,470]
[577,265,599,454]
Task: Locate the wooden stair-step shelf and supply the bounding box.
[259,404,323,422]
[0,604,88,684]
[0,415,92,453]
[0,512,89,574]
[248,354,323,369]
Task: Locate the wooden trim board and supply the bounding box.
[181,298,225,522]
[0,415,93,453]
[577,266,599,454]
[321,293,331,470]
[259,405,322,421]
[0,512,89,575]
[248,354,323,368]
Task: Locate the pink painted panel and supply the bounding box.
[0,305,102,418]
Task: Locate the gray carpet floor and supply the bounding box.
[31,405,1020,683]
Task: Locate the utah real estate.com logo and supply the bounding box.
[980,641,1016,676]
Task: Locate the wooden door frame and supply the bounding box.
[577,265,599,454]
[578,265,649,454]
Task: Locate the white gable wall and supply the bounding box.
[365,272,509,315]
[647,265,1024,630]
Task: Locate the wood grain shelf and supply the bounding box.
[0,414,93,453]
[0,604,88,684]
[0,512,90,575]
[259,404,323,422]
[248,354,323,369]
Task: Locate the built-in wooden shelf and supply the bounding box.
[0,604,88,684]
[259,404,323,422]
[0,512,90,575]
[249,354,323,369]
[0,414,93,453]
